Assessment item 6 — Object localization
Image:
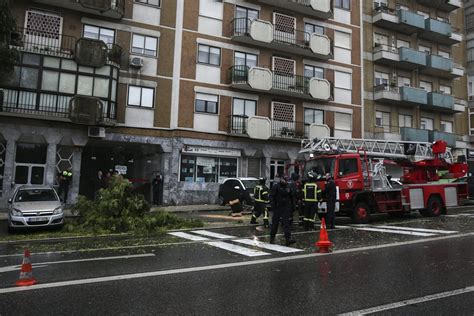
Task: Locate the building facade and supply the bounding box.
[0,0,362,206]
[362,0,470,161]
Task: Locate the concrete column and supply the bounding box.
[161,151,172,205]
[1,128,20,203]
[45,143,57,186]
[69,147,83,203]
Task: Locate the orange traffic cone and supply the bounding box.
[15,249,37,286]
[316,218,333,253]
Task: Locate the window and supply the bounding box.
[398,76,411,87]
[441,120,453,133]
[374,33,389,47]
[417,11,430,19]
[198,44,221,66]
[438,50,450,58]
[338,158,358,176]
[335,71,351,90]
[234,51,257,68]
[439,85,452,95]
[83,25,115,46]
[132,34,158,56]
[304,108,323,137]
[418,45,431,54]
[135,0,160,6]
[235,6,258,20]
[374,0,388,8]
[396,4,409,11]
[195,93,218,114]
[335,0,350,10]
[399,114,412,128]
[304,65,324,79]
[128,86,154,108]
[334,112,352,132]
[375,71,389,88]
[180,155,237,183]
[419,81,432,92]
[304,23,324,42]
[397,39,410,48]
[421,117,434,130]
[232,98,256,117]
[375,111,390,131]
[335,31,351,49]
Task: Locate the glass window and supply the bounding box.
[335,112,352,131]
[399,114,412,128]
[77,75,93,95]
[335,71,351,90]
[195,93,218,114]
[235,6,258,20]
[31,167,45,185]
[304,23,324,42]
[398,76,411,87]
[234,51,257,67]
[439,85,452,95]
[132,34,158,56]
[83,25,116,45]
[128,85,155,108]
[438,50,450,58]
[198,44,221,66]
[232,98,256,117]
[59,73,76,94]
[335,31,351,49]
[441,120,453,133]
[335,0,350,10]
[421,117,434,130]
[180,156,237,183]
[41,70,59,91]
[304,65,324,79]
[180,155,196,182]
[135,0,161,6]
[304,108,324,125]
[419,81,432,92]
[418,45,431,54]
[15,143,47,164]
[94,78,110,98]
[338,158,358,176]
[375,111,390,131]
[219,158,237,180]
[397,39,410,48]
[374,33,389,46]
[374,71,389,87]
[20,67,39,89]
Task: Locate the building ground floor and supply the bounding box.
[0,120,306,207]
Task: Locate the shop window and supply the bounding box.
[16,143,47,164]
[180,155,238,183]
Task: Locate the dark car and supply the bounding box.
[218,177,259,206]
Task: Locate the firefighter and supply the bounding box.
[250,178,270,227]
[270,176,296,246]
[57,168,73,203]
[302,171,322,230]
[324,173,337,229]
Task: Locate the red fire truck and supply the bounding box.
[300,137,469,223]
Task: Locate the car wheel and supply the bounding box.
[352,202,371,224]
[422,196,443,217]
[218,195,224,206]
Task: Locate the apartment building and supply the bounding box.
[0,0,362,205]
[466,0,474,165]
[363,0,469,159]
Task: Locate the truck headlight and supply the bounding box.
[53,207,63,215]
[11,208,22,216]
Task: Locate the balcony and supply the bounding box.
[9,28,122,68]
[372,8,425,34]
[425,92,459,113]
[415,0,461,12]
[229,66,332,101]
[271,119,305,140]
[373,85,401,105]
[374,85,428,106]
[422,55,464,79]
[256,0,332,19]
[429,131,457,147]
[230,18,332,60]
[373,45,427,69]
[33,0,124,19]
[228,115,249,136]
[400,127,430,143]
[400,86,428,105]
[419,19,462,45]
[373,126,402,141]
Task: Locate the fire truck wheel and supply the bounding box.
[353,202,371,224]
[425,196,442,217]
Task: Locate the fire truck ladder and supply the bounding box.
[300,137,453,163]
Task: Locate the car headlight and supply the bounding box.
[53,207,63,215]
[11,208,22,216]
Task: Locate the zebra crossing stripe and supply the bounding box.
[351,227,436,237]
[168,232,210,241]
[233,239,303,253]
[205,241,270,257]
[191,230,237,239]
[374,225,458,234]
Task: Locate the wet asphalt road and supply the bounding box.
[0,210,474,315]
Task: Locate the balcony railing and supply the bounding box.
[271,119,305,140]
[0,88,117,124]
[228,115,248,135]
[229,65,250,84]
[273,72,309,94]
[9,27,122,67]
[33,0,125,19]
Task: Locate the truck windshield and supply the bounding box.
[304,158,335,178]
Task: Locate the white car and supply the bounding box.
[8,185,64,233]
[218,177,259,205]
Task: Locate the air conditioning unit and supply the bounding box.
[129,57,144,68]
[88,126,106,138]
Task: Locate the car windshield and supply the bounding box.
[304,158,335,178]
[241,180,258,191]
[15,189,58,202]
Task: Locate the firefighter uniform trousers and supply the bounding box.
[251,185,269,226]
[302,182,321,230]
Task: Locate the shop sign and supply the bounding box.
[183,146,241,157]
[115,165,127,175]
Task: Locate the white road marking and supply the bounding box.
[190,230,237,239]
[0,231,473,294]
[374,225,458,234]
[351,226,436,237]
[0,254,156,274]
[168,232,210,241]
[205,241,270,257]
[340,285,474,315]
[233,239,303,253]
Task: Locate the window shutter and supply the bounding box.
[271,101,295,122]
[247,158,261,177]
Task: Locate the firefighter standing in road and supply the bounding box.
[302,171,322,230]
[324,173,337,229]
[58,168,73,203]
[269,176,296,246]
[250,178,270,227]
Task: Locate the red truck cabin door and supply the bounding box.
[335,156,364,202]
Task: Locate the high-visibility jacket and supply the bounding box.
[254,185,269,203]
[62,170,72,178]
[303,182,321,202]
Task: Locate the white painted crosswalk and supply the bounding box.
[168,230,302,257]
[350,225,458,237]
